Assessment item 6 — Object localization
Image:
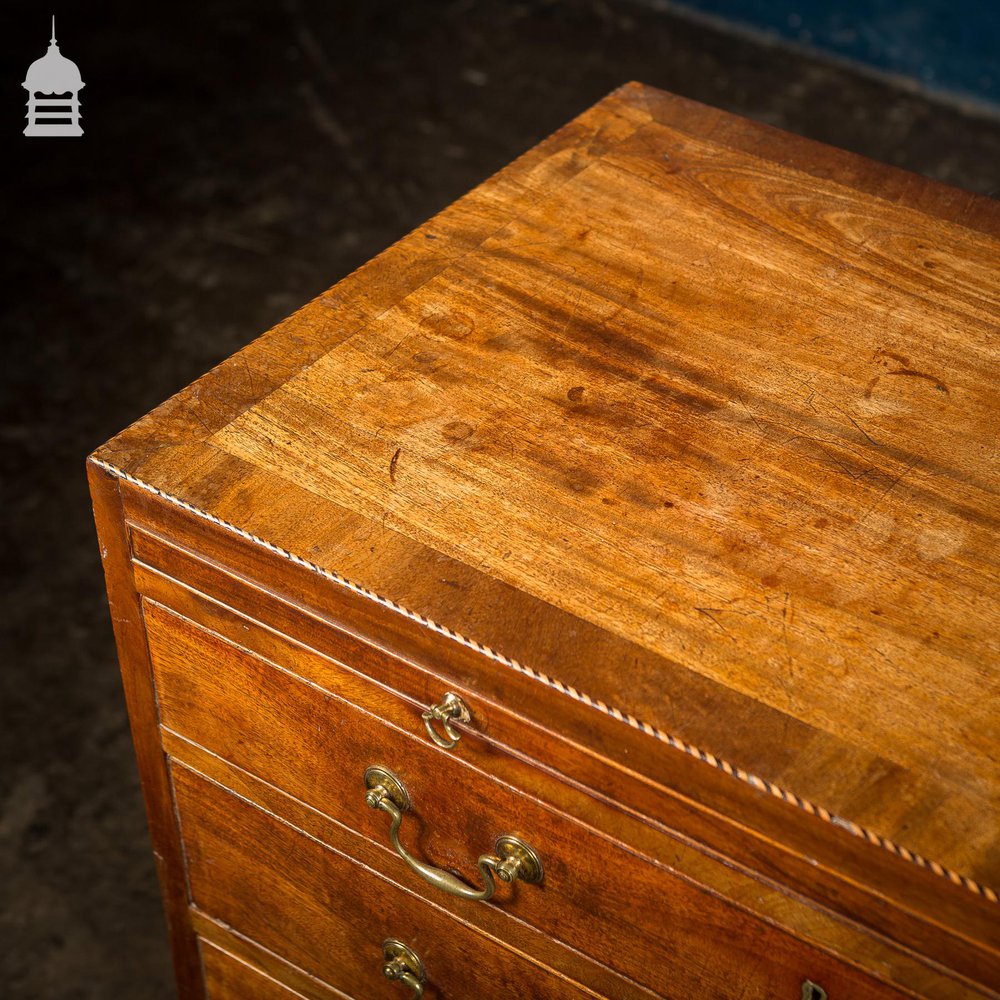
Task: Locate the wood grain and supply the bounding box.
[131,545,999,997]
[122,488,1000,974]
[86,461,204,998]
[180,737,654,1000]
[148,600,927,998]
[174,764,602,999]
[197,923,355,1000]
[209,129,998,837]
[174,726,1000,1000]
[90,83,1000,999]
[92,84,1000,900]
[174,763,911,1000]
[201,941,317,1000]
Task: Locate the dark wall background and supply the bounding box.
[1,2,997,998]
[659,0,1000,109]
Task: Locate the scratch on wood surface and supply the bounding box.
[383,331,411,360]
[855,458,920,526]
[845,413,880,447]
[388,447,401,484]
[188,402,216,438]
[242,358,257,398]
[735,393,765,434]
[783,370,881,447]
[779,432,867,481]
[781,592,794,673]
[695,607,732,637]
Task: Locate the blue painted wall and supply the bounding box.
[667,0,999,108]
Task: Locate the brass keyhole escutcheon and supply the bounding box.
[364,765,543,901]
[382,939,425,998]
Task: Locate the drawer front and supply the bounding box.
[148,601,906,1000]
[131,531,1000,1000]
[202,941,313,1000]
[176,764,593,999]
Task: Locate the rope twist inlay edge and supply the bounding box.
[92,457,998,904]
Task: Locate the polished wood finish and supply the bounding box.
[125,498,1000,994]
[181,746,648,1000]
[176,765,596,999]
[198,919,354,1000]
[92,82,999,891]
[150,572,996,999]
[86,464,205,999]
[90,83,999,999]
[201,941,315,1000]
[146,599,913,998]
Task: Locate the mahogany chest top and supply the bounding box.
[92,83,1000,996]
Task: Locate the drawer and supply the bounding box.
[176,763,594,999]
[130,523,1000,1000]
[201,940,317,1000]
[148,600,908,1000]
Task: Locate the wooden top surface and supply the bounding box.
[96,84,1000,894]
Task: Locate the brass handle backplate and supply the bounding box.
[421,692,472,748]
[364,765,543,902]
[382,939,425,998]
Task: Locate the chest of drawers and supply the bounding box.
[90,83,999,999]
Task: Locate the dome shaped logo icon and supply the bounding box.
[23,17,85,137]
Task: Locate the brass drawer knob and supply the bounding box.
[364,765,543,902]
[421,692,472,749]
[382,939,425,998]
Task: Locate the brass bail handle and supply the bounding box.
[382,939,425,998]
[421,692,472,749]
[364,766,543,902]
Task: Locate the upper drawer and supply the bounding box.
[144,597,912,1000]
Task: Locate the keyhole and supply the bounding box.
[801,982,828,1000]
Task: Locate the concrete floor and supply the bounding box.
[1,1,997,997]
